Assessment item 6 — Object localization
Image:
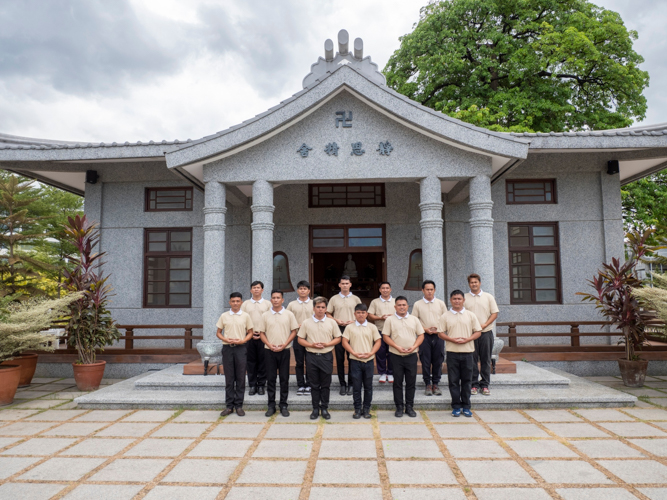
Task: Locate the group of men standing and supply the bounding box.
[215,273,498,419]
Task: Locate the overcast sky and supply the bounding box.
[1,0,665,143]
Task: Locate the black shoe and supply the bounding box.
[321,409,331,420]
[339,384,346,396]
[346,385,353,396]
[265,407,276,417]
[258,386,265,395]
[249,387,257,396]
[405,406,417,418]
[363,408,371,419]
[220,408,234,417]
[395,407,403,418]
[310,409,320,420]
[353,409,362,419]
[236,408,245,417]
[280,407,290,417]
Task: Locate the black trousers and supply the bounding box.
[222,344,247,409]
[390,352,418,409]
[265,349,290,409]
[376,333,393,376]
[349,359,374,410]
[246,337,266,388]
[419,333,444,386]
[293,341,308,388]
[472,330,494,389]
[306,351,333,410]
[447,351,474,410]
[335,326,350,386]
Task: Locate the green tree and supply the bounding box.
[621,170,667,241]
[384,0,649,132]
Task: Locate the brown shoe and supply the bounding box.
[220,408,234,417]
[236,408,246,416]
[425,384,433,396]
[432,384,442,396]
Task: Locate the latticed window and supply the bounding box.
[309,183,385,207]
[506,179,556,204]
[145,187,193,211]
[144,228,192,307]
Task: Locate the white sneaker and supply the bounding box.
[379,374,387,383]
[387,375,394,383]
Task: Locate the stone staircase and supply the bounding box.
[75,361,636,410]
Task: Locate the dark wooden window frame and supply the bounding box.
[308,183,386,208]
[145,187,194,212]
[506,179,557,205]
[404,248,423,291]
[309,224,386,253]
[143,227,193,308]
[273,251,295,292]
[508,222,562,305]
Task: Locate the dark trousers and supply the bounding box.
[335,326,349,386]
[293,341,308,388]
[265,349,290,409]
[222,344,247,409]
[349,359,374,410]
[390,352,418,409]
[246,337,266,388]
[376,333,393,376]
[306,351,333,410]
[472,330,494,389]
[419,333,444,385]
[447,351,474,410]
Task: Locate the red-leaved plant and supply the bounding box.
[61,215,120,364]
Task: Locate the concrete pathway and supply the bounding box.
[1,377,667,499]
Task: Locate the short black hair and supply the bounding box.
[340,275,351,282]
[296,280,311,289]
[354,303,368,312]
[379,281,391,288]
[229,292,243,300]
[422,280,436,289]
[270,289,284,297]
[251,280,264,289]
[450,289,465,299]
[395,295,409,305]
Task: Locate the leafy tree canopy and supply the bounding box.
[622,171,667,242]
[384,0,649,132]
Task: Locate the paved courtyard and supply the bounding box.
[1,376,667,499]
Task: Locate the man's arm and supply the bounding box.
[341,337,357,357]
[481,312,498,331]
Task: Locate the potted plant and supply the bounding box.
[0,294,81,404]
[578,229,661,387]
[62,215,120,391]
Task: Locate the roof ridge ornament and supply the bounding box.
[302,29,386,88]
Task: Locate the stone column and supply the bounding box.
[469,174,495,295]
[420,176,445,298]
[251,180,274,295]
[197,181,226,364]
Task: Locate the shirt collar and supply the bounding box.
[339,292,352,298]
[355,320,368,327]
[297,297,310,304]
[469,290,483,297]
[271,307,285,315]
[312,315,326,323]
[229,310,243,315]
[450,307,466,315]
[380,296,393,302]
[423,297,435,304]
[251,297,264,304]
[395,312,410,320]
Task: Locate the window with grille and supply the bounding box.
[309,183,385,208]
[508,223,561,304]
[144,228,192,308]
[506,179,556,204]
[145,187,193,212]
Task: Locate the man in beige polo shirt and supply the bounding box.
[412,280,447,397]
[241,280,271,396]
[343,303,382,419]
[439,290,482,418]
[298,297,341,420]
[382,296,425,418]
[286,280,313,396]
[326,275,361,396]
[368,281,395,384]
[259,290,299,418]
[216,292,254,417]
[466,273,499,396]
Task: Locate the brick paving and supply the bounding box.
[0,376,667,499]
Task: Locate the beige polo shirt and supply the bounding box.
[439,308,483,353]
[382,313,425,356]
[260,308,299,349]
[412,297,448,332]
[297,316,341,354]
[241,298,271,332]
[368,296,395,331]
[215,310,254,345]
[286,298,314,326]
[327,293,361,323]
[343,321,382,362]
[465,291,499,333]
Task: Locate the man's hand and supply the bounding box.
[313,342,326,349]
[271,344,285,352]
[426,327,438,334]
[336,319,345,326]
[356,352,370,359]
[252,332,261,339]
[226,337,240,344]
[382,314,391,320]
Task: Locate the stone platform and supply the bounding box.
[75,362,636,410]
